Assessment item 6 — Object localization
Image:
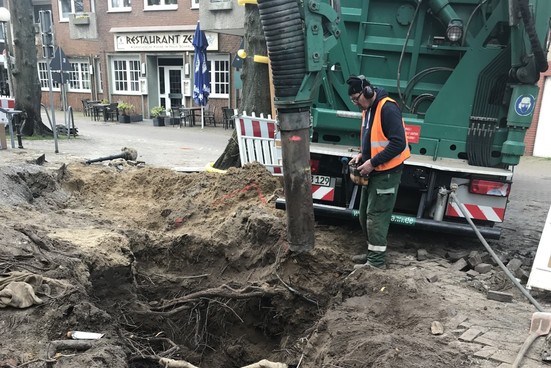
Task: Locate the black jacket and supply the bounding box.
[360,88,407,173]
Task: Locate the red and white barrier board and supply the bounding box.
[0,98,15,149]
[236,113,283,176]
[0,98,15,124]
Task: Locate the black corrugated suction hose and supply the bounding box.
[518,0,548,73]
[257,0,306,98]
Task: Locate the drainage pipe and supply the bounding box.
[257,0,315,252]
[257,0,306,98]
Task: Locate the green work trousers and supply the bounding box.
[358,169,402,266]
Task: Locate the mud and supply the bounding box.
[0,155,550,368]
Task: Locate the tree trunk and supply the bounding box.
[9,0,46,136]
[213,5,272,170]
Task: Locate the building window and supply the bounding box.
[144,0,177,11]
[68,61,90,91]
[59,0,84,22]
[112,58,141,94]
[209,55,229,98]
[37,61,60,90]
[191,0,199,9]
[109,0,131,12]
[33,5,53,24]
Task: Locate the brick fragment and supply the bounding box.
[426,274,439,283]
[486,253,507,266]
[474,335,498,347]
[506,258,523,273]
[417,249,428,261]
[466,270,480,278]
[479,251,490,263]
[487,290,513,303]
[431,321,444,335]
[459,328,482,342]
[474,263,492,274]
[446,314,468,330]
[490,350,515,364]
[473,346,498,358]
[451,258,468,271]
[467,251,482,268]
[446,250,470,262]
[514,268,529,284]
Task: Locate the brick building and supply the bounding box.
[525,60,551,157]
[29,0,241,122]
[1,1,548,154]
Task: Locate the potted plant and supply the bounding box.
[118,102,134,124]
[150,105,166,126]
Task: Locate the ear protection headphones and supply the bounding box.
[346,75,374,100]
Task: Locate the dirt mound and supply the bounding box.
[0,159,549,368]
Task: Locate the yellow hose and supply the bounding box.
[205,162,226,174]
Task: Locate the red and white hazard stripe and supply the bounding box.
[238,118,276,139]
[312,185,335,201]
[446,202,505,222]
[266,166,282,175]
[0,98,15,109]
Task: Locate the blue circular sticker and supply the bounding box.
[514,94,535,116]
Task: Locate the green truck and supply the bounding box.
[237,0,550,240]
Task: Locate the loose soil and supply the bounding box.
[0,152,550,368]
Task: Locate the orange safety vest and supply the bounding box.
[361,97,410,171]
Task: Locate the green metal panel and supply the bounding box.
[507,85,539,128]
[502,84,540,164]
[306,0,551,167]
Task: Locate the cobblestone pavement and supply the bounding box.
[1,111,233,170]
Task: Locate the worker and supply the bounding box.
[347,75,410,269]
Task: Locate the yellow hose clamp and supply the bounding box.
[238,0,258,5]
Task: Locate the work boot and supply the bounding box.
[351,254,368,263]
[353,260,387,270]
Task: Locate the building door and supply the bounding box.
[158,65,184,111]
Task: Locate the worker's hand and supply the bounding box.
[358,159,374,176]
[350,153,362,165]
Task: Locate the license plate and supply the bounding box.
[312,175,331,187]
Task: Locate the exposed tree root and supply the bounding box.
[159,358,200,368]
[149,283,283,316]
[47,339,97,359]
[158,358,290,368]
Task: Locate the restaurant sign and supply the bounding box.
[115,31,218,52]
